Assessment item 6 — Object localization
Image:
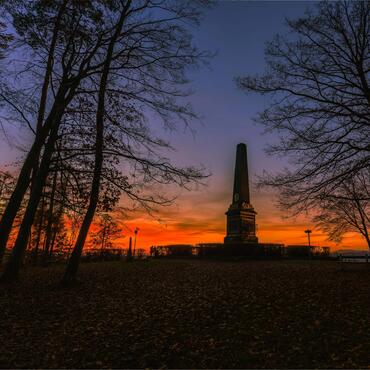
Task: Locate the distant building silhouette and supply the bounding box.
[225,143,258,244]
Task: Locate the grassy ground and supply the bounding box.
[1,259,370,369]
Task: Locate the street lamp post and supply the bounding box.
[305,229,312,259]
[304,229,312,247]
[133,227,139,257]
[126,236,133,262]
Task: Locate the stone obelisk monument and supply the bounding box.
[224,143,258,244]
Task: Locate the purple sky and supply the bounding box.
[154,1,312,209]
[172,1,311,174]
[3,1,365,248]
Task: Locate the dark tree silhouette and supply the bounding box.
[61,0,131,285]
[62,0,210,284]
[90,214,123,251]
[1,0,211,282]
[313,169,370,249]
[0,172,14,214]
[0,0,128,279]
[0,0,72,262]
[236,1,370,213]
[0,17,13,62]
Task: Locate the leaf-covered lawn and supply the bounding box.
[1,259,370,368]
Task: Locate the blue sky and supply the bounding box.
[163,1,312,187]
[1,1,366,249]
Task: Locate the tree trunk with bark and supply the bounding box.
[0,81,79,281]
[0,0,68,262]
[32,191,46,264]
[42,167,58,264]
[0,86,68,262]
[0,122,61,281]
[61,2,130,285]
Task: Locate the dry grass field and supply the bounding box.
[1,259,370,368]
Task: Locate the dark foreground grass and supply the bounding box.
[1,259,370,369]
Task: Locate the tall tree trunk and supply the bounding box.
[33,191,46,264]
[49,228,58,258]
[101,221,107,251]
[0,122,61,282]
[43,167,58,264]
[31,0,69,188]
[0,0,68,262]
[61,2,130,285]
[50,166,67,258]
[355,196,370,251]
[0,86,68,262]
[366,235,370,251]
[0,128,48,262]
[362,225,370,251]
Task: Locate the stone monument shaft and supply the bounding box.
[225,143,258,244]
[232,143,250,205]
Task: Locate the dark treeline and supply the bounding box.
[0,0,212,283]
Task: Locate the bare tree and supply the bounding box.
[0,172,14,213]
[0,0,73,261]
[62,0,210,284]
[314,169,370,249]
[0,0,14,64]
[1,0,211,282]
[0,0,124,276]
[236,1,370,213]
[90,213,123,251]
[61,0,131,285]
[0,171,27,260]
[0,20,13,61]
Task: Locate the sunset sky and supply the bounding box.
[0,1,367,251]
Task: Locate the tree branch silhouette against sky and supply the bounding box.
[0,1,367,250]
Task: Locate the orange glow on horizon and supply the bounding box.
[107,187,368,252]
[115,216,367,252]
[1,169,368,253]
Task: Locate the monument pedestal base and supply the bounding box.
[224,236,258,244]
